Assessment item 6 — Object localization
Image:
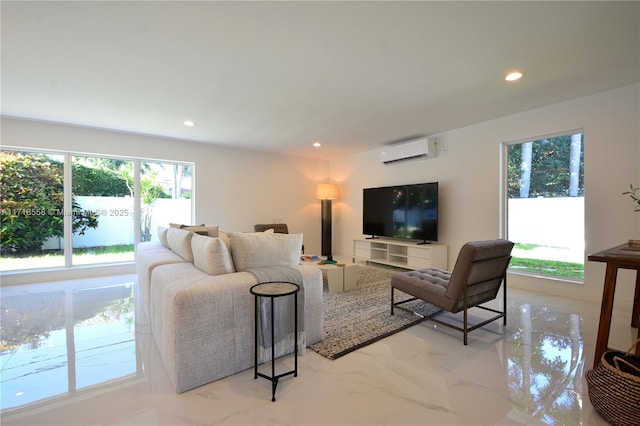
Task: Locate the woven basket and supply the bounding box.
[586,339,640,426]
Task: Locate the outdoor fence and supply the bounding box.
[42,196,191,249]
[508,197,584,250]
[41,196,582,252]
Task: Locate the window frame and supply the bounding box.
[500,129,585,283]
[1,146,195,272]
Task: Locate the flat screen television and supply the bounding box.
[363,182,438,244]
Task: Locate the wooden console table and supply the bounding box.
[588,243,640,367]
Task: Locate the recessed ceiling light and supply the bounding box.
[505,71,523,82]
[183,120,196,127]
[313,142,321,147]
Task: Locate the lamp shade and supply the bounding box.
[317,183,338,200]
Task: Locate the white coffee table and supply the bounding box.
[307,260,358,293]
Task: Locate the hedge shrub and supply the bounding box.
[0,152,99,254]
[72,163,130,196]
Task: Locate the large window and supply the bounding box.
[139,161,192,243]
[0,151,66,270]
[504,131,585,281]
[70,156,136,265]
[0,149,194,272]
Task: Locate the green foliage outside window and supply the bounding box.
[0,152,100,254]
[72,163,130,196]
[507,135,584,198]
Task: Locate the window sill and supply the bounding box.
[0,262,136,286]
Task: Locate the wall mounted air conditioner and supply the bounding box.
[379,137,437,165]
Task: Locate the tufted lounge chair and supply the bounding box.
[391,239,514,344]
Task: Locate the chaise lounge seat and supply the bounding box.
[391,239,514,344]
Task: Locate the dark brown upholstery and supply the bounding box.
[254,224,289,234]
[391,239,514,344]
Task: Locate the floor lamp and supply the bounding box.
[317,183,338,264]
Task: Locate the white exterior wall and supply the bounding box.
[41,197,192,249]
[508,197,584,250]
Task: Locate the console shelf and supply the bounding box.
[353,239,448,270]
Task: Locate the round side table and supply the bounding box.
[250,281,300,402]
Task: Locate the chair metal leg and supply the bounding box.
[463,309,468,345]
[390,287,395,315]
[503,273,508,326]
[463,283,468,345]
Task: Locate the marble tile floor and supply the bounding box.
[0,273,637,425]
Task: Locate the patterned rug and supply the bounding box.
[308,266,441,360]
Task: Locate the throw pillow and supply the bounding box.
[168,223,219,236]
[180,225,208,235]
[157,226,169,248]
[205,225,219,237]
[167,227,195,262]
[218,231,230,249]
[228,231,303,271]
[191,233,235,275]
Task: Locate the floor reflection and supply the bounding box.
[0,275,618,425]
[0,280,139,411]
[507,302,584,425]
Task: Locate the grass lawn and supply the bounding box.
[510,243,584,279]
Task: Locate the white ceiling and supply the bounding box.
[2,1,639,159]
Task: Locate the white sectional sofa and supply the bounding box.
[136,226,323,393]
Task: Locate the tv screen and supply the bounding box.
[363,182,438,243]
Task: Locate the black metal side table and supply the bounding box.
[250,281,299,402]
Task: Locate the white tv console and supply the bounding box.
[353,239,448,270]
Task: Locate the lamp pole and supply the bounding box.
[317,183,338,264]
[321,198,334,262]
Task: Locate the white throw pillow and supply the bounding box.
[218,231,230,249]
[167,227,195,262]
[191,233,235,275]
[228,231,303,271]
[157,226,169,247]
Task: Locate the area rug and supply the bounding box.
[308,266,441,360]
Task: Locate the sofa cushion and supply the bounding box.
[228,231,303,271]
[167,227,195,262]
[158,226,169,247]
[191,233,235,275]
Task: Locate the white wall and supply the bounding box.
[1,118,330,283]
[330,83,640,308]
